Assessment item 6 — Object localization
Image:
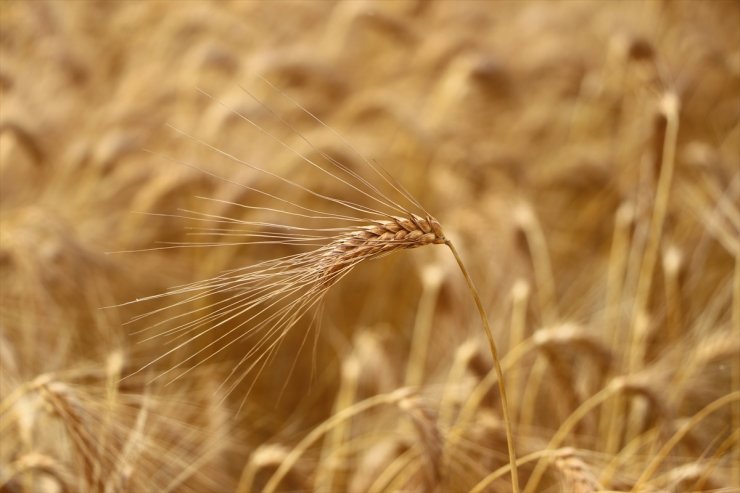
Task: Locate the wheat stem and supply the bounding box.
[445,240,519,493]
[524,382,618,493]
[470,449,553,493]
[631,391,740,490]
[262,388,414,493]
[732,250,740,489]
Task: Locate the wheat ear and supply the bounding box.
[317,214,446,286]
[128,83,519,490]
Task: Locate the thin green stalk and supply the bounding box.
[446,240,519,493]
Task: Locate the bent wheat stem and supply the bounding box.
[446,240,519,493]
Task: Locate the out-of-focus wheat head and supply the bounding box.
[2,1,739,492]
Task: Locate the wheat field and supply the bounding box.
[1,1,739,492]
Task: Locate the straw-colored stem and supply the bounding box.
[601,203,633,455]
[314,356,359,493]
[523,382,618,493]
[631,391,740,490]
[508,280,530,423]
[731,251,739,489]
[692,427,740,491]
[625,93,680,446]
[629,94,680,369]
[262,388,413,493]
[446,240,519,493]
[405,269,443,387]
[470,449,552,493]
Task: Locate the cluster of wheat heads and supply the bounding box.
[2,1,739,492]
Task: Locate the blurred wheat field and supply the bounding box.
[1,0,739,492]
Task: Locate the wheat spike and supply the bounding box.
[319,214,445,284]
[330,214,445,255]
[124,83,519,492]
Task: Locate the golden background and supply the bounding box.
[1,1,738,492]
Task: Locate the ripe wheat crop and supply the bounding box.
[1,1,738,492]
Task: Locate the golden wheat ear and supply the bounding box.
[128,80,519,491]
[318,214,445,284]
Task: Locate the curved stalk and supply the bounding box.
[446,240,519,493]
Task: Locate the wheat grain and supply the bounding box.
[317,214,446,288]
